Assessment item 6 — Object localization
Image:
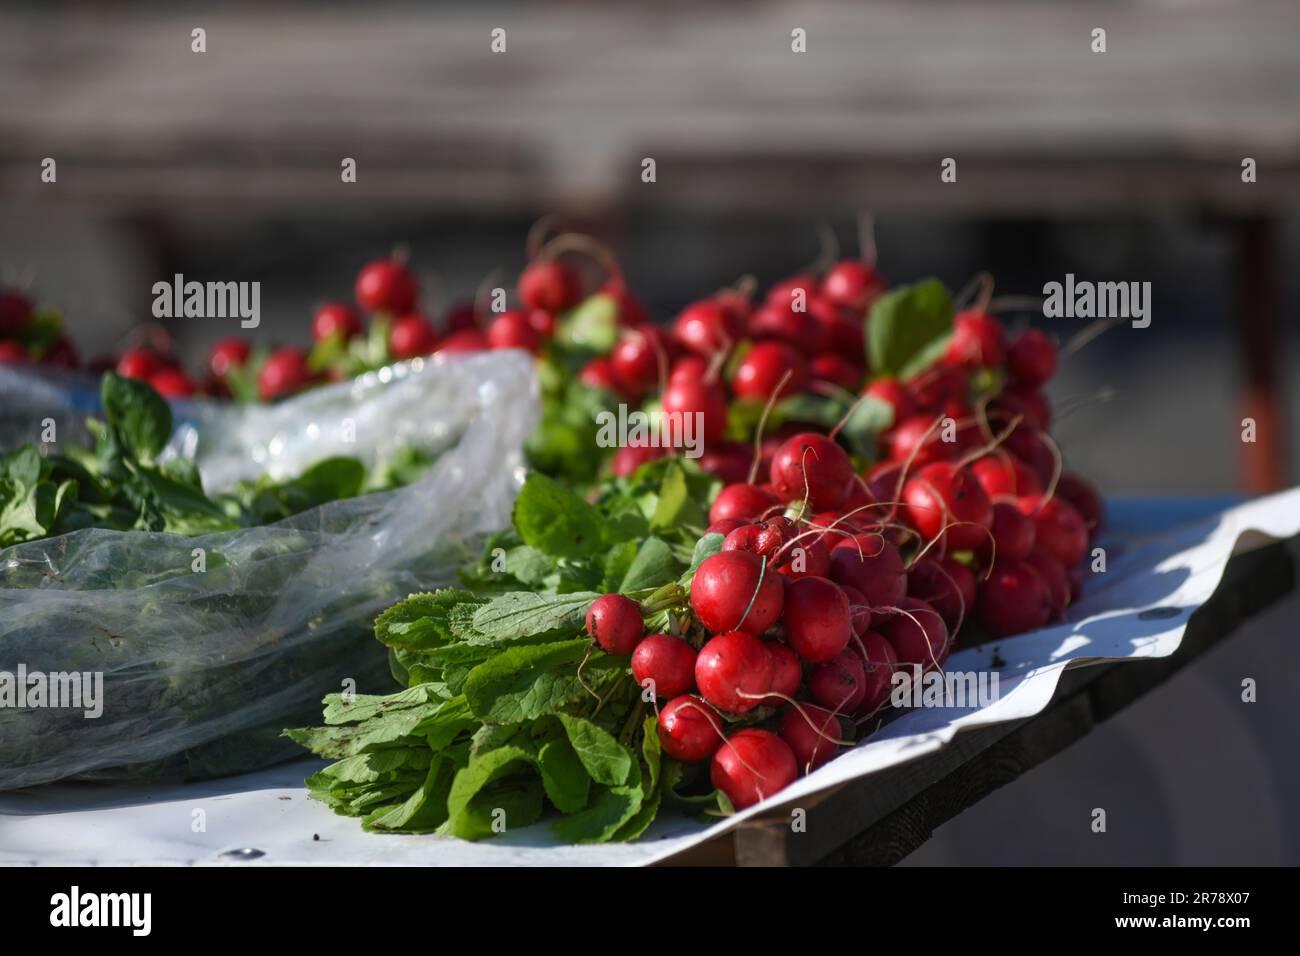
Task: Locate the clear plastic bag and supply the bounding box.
[0,352,538,790]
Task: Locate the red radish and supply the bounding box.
[765,274,817,307]
[0,289,33,335]
[774,536,831,581]
[1067,562,1085,603]
[527,308,556,338]
[602,281,648,326]
[672,299,742,357]
[631,634,697,699]
[906,556,975,630]
[443,300,479,333]
[769,432,854,510]
[486,310,542,353]
[1056,472,1105,536]
[810,353,864,391]
[781,576,851,662]
[518,258,582,313]
[611,326,671,396]
[887,414,952,467]
[850,631,898,715]
[690,550,784,636]
[0,341,27,364]
[706,517,748,537]
[976,561,1051,636]
[658,696,724,763]
[1003,426,1055,485]
[389,314,439,358]
[1015,495,1087,568]
[978,499,1036,565]
[779,705,843,772]
[695,630,774,714]
[989,386,1052,432]
[711,728,798,808]
[902,461,993,552]
[40,337,78,368]
[828,534,908,615]
[722,523,765,555]
[312,301,363,342]
[695,440,752,485]
[148,368,196,398]
[578,356,624,395]
[585,594,644,655]
[731,341,808,400]
[1006,328,1057,386]
[660,377,728,444]
[208,338,251,379]
[116,348,160,381]
[945,311,1005,369]
[1024,546,1070,617]
[821,260,886,312]
[809,649,866,712]
[969,454,1043,499]
[838,584,873,636]
[747,303,828,355]
[436,328,488,353]
[669,355,708,385]
[763,642,803,706]
[907,362,969,411]
[879,597,950,668]
[610,443,667,477]
[258,347,311,401]
[722,518,792,561]
[863,376,914,427]
[809,296,865,355]
[708,482,778,525]
[864,459,906,505]
[355,258,418,314]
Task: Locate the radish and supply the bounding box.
[763,641,803,706]
[116,348,160,381]
[207,337,250,379]
[690,550,784,636]
[828,534,907,617]
[711,728,798,809]
[906,362,968,411]
[0,289,32,335]
[148,368,197,398]
[1003,426,1056,485]
[764,273,816,307]
[658,696,724,763]
[611,326,671,396]
[356,258,418,314]
[0,341,27,364]
[989,386,1052,432]
[887,414,952,467]
[631,634,697,699]
[821,259,886,312]
[601,281,648,327]
[769,432,854,510]
[809,649,866,711]
[978,499,1036,565]
[902,461,993,552]
[708,482,778,525]
[976,561,1051,636]
[778,704,843,772]
[486,310,542,354]
[906,556,975,630]
[669,355,709,385]
[578,356,626,395]
[810,296,865,355]
[41,337,78,369]
[969,454,1043,499]
[610,443,667,477]
[258,347,311,401]
[695,631,774,714]
[436,328,488,354]
[1024,546,1070,618]
[1006,328,1057,386]
[747,303,828,355]
[661,377,728,444]
[878,597,950,668]
[518,258,582,313]
[945,310,1004,369]
[731,341,809,400]
[1015,495,1087,568]
[706,517,748,536]
[781,576,851,662]
[312,301,364,342]
[810,353,864,391]
[695,440,752,485]
[672,299,742,357]
[838,583,873,636]
[849,630,898,715]
[584,594,644,655]
[774,535,831,581]
[1056,472,1105,537]
[863,376,914,427]
[389,314,439,358]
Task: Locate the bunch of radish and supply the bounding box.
[0,288,80,369]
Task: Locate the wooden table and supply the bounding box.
[660,537,1296,865]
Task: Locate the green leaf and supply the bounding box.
[101,372,172,460]
[375,590,488,650]
[550,785,643,844]
[513,472,605,559]
[538,737,592,814]
[649,462,704,532]
[462,639,592,722]
[445,745,544,840]
[641,715,662,791]
[867,280,955,380]
[618,536,678,593]
[682,532,724,581]
[365,755,456,832]
[469,590,600,643]
[320,683,446,726]
[556,713,634,786]
[600,540,639,593]
[557,292,620,355]
[610,789,660,843]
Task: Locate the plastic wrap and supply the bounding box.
[0,352,539,790]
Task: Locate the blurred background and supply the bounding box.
[1,0,1298,862]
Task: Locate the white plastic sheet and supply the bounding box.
[1,489,1295,864]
